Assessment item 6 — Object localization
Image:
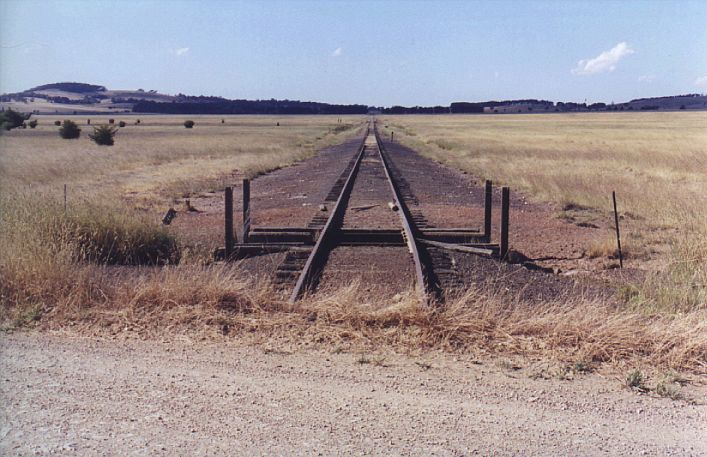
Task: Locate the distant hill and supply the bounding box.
[0,82,367,115]
[1,82,705,115]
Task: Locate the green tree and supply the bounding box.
[88,125,118,146]
[59,120,81,139]
[0,108,27,131]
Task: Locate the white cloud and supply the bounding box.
[694,75,707,87]
[572,42,634,75]
[638,74,656,83]
[331,47,342,57]
[169,47,190,57]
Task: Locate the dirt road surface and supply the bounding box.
[1,333,705,455]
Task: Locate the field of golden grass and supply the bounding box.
[1,115,364,206]
[1,113,705,373]
[380,113,706,313]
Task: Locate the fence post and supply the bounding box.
[500,187,510,260]
[612,191,623,268]
[224,187,234,259]
[242,179,251,243]
[484,180,492,242]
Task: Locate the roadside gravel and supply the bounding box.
[1,333,705,455]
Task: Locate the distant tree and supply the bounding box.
[184,120,195,128]
[59,120,81,139]
[0,108,28,131]
[108,118,115,124]
[118,120,126,127]
[29,120,38,128]
[88,124,118,146]
[54,120,61,126]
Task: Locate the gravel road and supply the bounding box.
[1,333,705,455]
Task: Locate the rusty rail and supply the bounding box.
[288,126,370,302]
[373,125,430,304]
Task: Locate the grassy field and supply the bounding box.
[1,113,705,373]
[380,112,707,313]
[1,115,365,206]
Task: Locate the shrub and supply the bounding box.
[54,120,61,126]
[0,108,27,131]
[87,119,91,125]
[118,121,126,128]
[625,369,646,391]
[88,125,118,146]
[135,119,140,125]
[108,119,115,124]
[59,120,81,139]
[184,120,195,128]
[28,120,38,129]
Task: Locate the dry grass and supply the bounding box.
[1,115,364,206]
[380,113,707,312]
[3,264,703,373]
[2,113,705,372]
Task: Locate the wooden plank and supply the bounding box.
[420,228,481,233]
[484,180,492,242]
[500,186,510,260]
[224,187,234,258]
[242,179,251,243]
[419,239,495,256]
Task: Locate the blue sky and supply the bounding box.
[1,0,706,106]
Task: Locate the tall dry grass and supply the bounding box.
[5,263,703,372]
[380,113,707,313]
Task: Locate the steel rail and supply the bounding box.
[373,126,429,304]
[288,126,370,302]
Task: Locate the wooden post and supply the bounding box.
[500,187,510,260]
[484,180,492,242]
[242,179,251,243]
[224,187,234,259]
[390,131,394,143]
[612,191,623,268]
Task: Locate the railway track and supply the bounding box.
[218,120,508,304]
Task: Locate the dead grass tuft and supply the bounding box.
[4,266,703,373]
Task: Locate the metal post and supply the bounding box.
[484,180,492,242]
[500,187,510,260]
[242,179,251,243]
[224,187,234,259]
[612,191,623,268]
